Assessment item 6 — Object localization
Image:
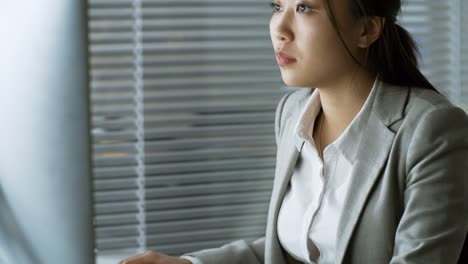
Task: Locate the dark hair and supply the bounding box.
[325,0,438,92]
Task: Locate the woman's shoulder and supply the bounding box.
[384,85,468,181]
[374,83,468,152]
[394,84,468,154]
[406,83,466,120]
[406,86,459,112]
[388,84,468,126]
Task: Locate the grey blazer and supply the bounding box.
[188,81,468,264]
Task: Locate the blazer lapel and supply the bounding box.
[335,82,409,263]
[272,117,306,210]
[335,114,395,263]
[266,88,314,264]
[266,116,303,264]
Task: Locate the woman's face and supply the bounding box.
[269,0,361,88]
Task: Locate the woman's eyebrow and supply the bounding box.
[300,0,320,5]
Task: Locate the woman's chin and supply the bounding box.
[281,75,311,88]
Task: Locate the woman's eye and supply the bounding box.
[297,4,311,13]
[270,3,282,12]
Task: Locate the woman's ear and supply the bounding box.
[357,16,385,48]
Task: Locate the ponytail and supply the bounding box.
[325,0,439,93]
[366,21,438,92]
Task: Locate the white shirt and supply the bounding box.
[277,79,378,263]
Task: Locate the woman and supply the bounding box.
[120,0,468,263]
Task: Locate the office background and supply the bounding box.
[89,1,468,261]
[0,0,467,263]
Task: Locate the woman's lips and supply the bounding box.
[276,51,297,67]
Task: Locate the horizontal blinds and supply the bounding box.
[139,0,282,255]
[89,0,141,252]
[89,0,285,256]
[399,0,455,98]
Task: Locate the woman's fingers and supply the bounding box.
[118,251,192,264]
[119,251,157,264]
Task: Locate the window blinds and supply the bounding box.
[399,0,466,102]
[88,0,468,259]
[89,0,285,256]
[399,0,451,98]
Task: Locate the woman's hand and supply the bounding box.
[119,251,192,264]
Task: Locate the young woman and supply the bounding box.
[120,0,468,263]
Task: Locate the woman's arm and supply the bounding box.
[182,237,265,264]
[390,107,468,263]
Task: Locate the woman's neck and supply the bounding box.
[313,72,376,152]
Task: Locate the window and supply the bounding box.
[399,0,467,103]
[88,0,285,260]
[87,0,468,262]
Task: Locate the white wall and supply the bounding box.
[0,1,93,263]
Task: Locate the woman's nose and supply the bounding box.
[270,13,294,44]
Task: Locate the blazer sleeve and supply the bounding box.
[183,237,265,264]
[390,107,468,263]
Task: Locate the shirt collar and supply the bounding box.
[294,88,321,151]
[334,77,380,164]
[294,77,381,164]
